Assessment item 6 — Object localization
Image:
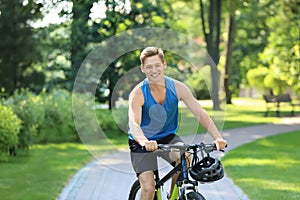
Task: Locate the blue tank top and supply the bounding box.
[129,76,179,140]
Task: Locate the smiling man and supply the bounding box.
[128,46,227,200]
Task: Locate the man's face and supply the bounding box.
[141,55,166,82]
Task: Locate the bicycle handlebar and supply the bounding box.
[157,142,225,153]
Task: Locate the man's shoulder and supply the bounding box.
[164,76,181,85]
[172,79,191,100]
[129,84,144,102]
[130,79,145,92]
[172,78,185,88]
[130,85,142,96]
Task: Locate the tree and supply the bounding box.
[68,0,96,90]
[243,0,299,96]
[231,0,271,95]
[259,0,299,96]
[223,0,239,104]
[0,0,43,95]
[199,0,222,110]
[35,23,72,91]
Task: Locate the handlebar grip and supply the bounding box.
[157,144,170,150]
[214,143,228,148]
[217,144,228,152]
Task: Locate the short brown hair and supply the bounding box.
[140,47,164,65]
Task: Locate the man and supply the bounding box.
[128,46,227,200]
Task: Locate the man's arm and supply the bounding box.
[128,88,157,151]
[175,81,227,150]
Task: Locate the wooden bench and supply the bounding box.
[263,94,300,117]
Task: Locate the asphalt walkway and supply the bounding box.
[58,117,300,200]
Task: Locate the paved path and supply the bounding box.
[58,117,300,200]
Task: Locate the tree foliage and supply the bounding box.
[1,0,299,158]
[0,0,43,94]
[68,0,96,89]
[90,0,174,108]
[244,0,299,96]
[259,0,299,96]
[0,0,299,101]
[34,23,72,91]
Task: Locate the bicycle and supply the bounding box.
[128,142,225,200]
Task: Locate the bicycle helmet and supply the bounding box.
[190,157,224,182]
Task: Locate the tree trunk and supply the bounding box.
[199,0,222,110]
[224,13,235,104]
[70,0,94,89]
[11,1,18,94]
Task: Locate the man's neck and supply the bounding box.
[148,79,165,90]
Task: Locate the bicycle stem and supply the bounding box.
[181,151,189,181]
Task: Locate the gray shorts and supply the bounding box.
[128,134,183,176]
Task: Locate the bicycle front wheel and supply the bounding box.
[184,191,206,200]
[128,180,160,200]
[128,180,141,200]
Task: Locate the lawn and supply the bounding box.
[177,98,282,135]
[0,143,115,200]
[222,130,300,200]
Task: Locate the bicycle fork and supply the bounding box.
[176,151,199,199]
[154,151,198,200]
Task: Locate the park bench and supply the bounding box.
[263,94,300,117]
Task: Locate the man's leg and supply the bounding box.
[129,139,158,199]
[138,171,156,200]
[169,157,181,198]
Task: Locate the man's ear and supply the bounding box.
[163,61,167,69]
[140,64,145,73]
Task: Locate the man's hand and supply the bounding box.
[214,138,227,151]
[144,140,158,151]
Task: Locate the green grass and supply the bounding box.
[0,143,115,200]
[222,131,300,200]
[178,98,282,136]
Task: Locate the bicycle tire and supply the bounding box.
[184,191,206,200]
[128,180,141,200]
[128,180,160,200]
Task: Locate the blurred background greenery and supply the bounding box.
[1,0,299,154]
[0,0,299,199]
[0,0,299,100]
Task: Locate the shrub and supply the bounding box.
[186,66,211,100]
[4,89,43,151]
[73,93,105,144]
[97,109,120,131]
[4,88,123,149]
[0,104,21,160]
[38,90,78,143]
[5,89,79,146]
[95,107,126,142]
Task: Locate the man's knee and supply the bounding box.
[141,182,155,195]
[139,171,156,197]
[140,180,155,199]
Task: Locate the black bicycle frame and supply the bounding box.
[155,149,189,190]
